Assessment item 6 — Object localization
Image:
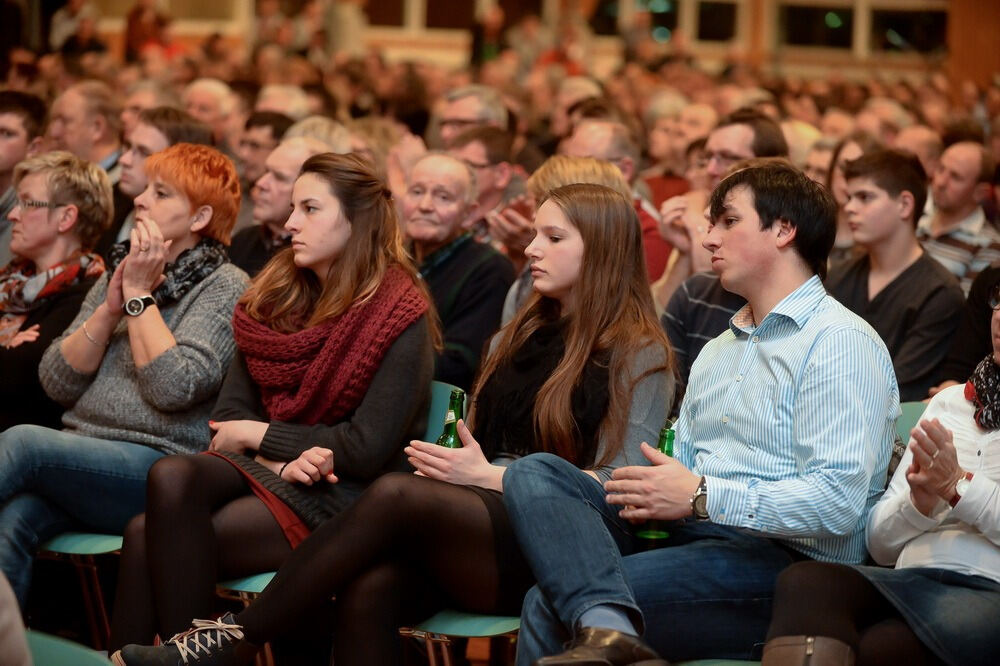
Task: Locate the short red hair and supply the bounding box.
[144,143,241,245]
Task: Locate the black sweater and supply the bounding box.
[0,277,96,430]
[210,316,434,529]
[421,237,514,390]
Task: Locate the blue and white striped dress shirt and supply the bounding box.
[675,275,899,564]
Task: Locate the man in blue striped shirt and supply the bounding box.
[504,162,899,665]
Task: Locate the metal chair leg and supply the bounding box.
[70,554,110,650]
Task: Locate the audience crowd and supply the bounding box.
[0,2,999,665]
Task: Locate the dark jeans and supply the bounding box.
[503,453,803,664]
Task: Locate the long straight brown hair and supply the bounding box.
[472,183,673,466]
[241,152,440,345]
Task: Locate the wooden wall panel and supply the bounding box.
[946,0,1000,89]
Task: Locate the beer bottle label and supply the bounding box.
[444,410,456,424]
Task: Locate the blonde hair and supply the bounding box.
[14,151,112,250]
[526,155,631,202]
[285,116,352,154]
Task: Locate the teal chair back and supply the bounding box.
[27,630,110,665]
[423,380,465,442]
[896,401,928,445]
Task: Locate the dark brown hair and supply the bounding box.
[242,152,441,343]
[843,149,927,227]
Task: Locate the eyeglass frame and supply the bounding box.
[14,197,66,211]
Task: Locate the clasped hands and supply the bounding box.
[104,219,171,315]
[605,443,702,522]
[905,417,967,516]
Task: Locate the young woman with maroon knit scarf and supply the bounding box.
[109,153,438,652]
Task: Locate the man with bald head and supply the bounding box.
[404,153,514,389]
[227,136,330,276]
[562,119,670,281]
[918,141,1000,293]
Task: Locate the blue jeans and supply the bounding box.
[0,425,165,606]
[503,453,802,664]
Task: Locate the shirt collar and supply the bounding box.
[917,206,986,237]
[98,149,122,172]
[728,274,825,336]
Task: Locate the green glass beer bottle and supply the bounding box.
[435,389,465,448]
[636,418,674,541]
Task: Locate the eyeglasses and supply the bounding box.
[990,284,1000,311]
[15,197,63,210]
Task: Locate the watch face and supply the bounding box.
[956,478,972,496]
[693,493,708,517]
[125,297,147,316]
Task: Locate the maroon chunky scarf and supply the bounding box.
[232,267,428,424]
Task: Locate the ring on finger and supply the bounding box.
[932,450,940,460]
[928,459,936,469]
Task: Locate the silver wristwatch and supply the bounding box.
[691,476,709,520]
[123,295,156,317]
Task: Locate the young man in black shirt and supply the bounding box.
[827,149,965,401]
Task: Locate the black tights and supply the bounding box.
[237,472,523,666]
[767,561,941,665]
[110,454,292,650]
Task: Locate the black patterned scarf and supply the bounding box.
[966,354,1000,431]
[108,237,229,308]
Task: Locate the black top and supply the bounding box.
[420,236,515,390]
[227,225,289,278]
[826,252,965,402]
[662,271,746,386]
[939,265,1000,384]
[211,316,434,530]
[473,319,610,466]
[0,276,97,431]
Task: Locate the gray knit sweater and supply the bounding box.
[39,263,249,455]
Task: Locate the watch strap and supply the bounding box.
[949,472,974,508]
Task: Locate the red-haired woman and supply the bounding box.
[0,143,248,608]
[109,152,437,651]
[113,183,675,666]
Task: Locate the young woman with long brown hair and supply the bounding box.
[108,152,437,651]
[113,182,676,666]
